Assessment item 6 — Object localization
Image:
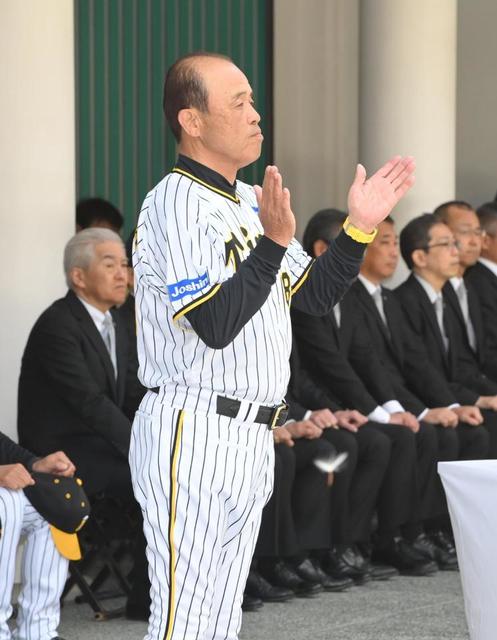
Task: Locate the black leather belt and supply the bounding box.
[149,389,288,430]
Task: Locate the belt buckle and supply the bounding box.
[268,403,289,431]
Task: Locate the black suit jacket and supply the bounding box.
[287,341,341,420]
[442,280,485,366]
[18,291,145,491]
[291,293,397,416]
[394,274,495,404]
[349,280,456,413]
[465,261,497,380]
[0,431,37,468]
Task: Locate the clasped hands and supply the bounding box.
[0,451,75,491]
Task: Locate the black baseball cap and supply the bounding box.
[24,472,90,560]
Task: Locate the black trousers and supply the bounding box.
[362,422,420,540]
[255,437,333,558]
[88,456,151,609]
[321,425,390,545]
[480,410,497,457]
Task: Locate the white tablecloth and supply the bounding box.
[439,460,497,640]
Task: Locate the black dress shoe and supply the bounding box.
[370,562,399,580]
[310,558,354,591]
[292,558,322,584]
[324,546,371,584]
[429,530,457,558]
[373,538,438,576]
[260,560,323,598]
[242,592,264,612]
[125,602,150,622]
[411,533,458,571]
[245,569,294,602]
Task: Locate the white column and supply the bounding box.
[359,0,457,282]
[273,0,360,237]
[0,0,75,440]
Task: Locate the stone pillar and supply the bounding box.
[359,0,457,282]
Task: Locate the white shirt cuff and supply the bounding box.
[368,406,391,424]
[382,400,405,414]
[304,409,313,420]
[417,408,429,421]
[448,403,460,409]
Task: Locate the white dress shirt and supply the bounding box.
[78,297,117,377]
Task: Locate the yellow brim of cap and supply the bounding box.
[49,526,81,561]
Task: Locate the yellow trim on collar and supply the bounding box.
[173,168,240,204]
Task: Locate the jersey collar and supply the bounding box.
[173,154,239,204]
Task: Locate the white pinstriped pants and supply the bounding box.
[0,489,68,640]
[129,395,274,640]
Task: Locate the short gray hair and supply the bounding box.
[64,228,124,288]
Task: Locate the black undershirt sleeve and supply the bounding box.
[185,236,286,349]
[291,231,366,316]
[186,231,365,349]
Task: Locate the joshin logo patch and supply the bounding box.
[168,272,210,301]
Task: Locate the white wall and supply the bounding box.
[456,0,497,206]
[0,0,75,441]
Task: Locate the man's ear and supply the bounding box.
[481,233,491,251]
[70,267,86,290]
[312,239,329,258]
[411,248,427,269]
[177,108,202,138]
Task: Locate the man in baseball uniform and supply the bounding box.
[0,430,75,640]
[131,51,415,640]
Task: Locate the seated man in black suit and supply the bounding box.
[0,430,75,640]
[292,212,439,577]
[396,214,497,455]
[433,201,493,381]
[351,216,489,557]
[17,228,149,620]
[465,201,497,381]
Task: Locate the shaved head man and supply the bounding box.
[131,52,415,640]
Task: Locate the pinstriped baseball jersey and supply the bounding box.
[133,168,312,406]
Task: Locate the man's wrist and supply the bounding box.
[343,217,378,243]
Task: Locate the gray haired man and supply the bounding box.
[18,228,151,621]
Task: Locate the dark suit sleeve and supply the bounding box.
[29,312,132,457]
[291,309,379,415]
[0,431,37,468]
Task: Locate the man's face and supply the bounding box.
[73,241,128,311]
[417,223,460,281]
[362,221,399,281]
[196,59,263,171]
[481,221,497,263]
[443,206,482,269]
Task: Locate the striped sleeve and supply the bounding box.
[135,177,229,319]
[285,238,314,295]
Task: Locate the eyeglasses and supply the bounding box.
[422,240,460,252]
[453,228,485,238]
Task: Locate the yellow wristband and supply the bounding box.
[342,217,378,244]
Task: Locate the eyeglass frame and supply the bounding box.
[420,239,461,252]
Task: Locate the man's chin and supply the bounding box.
[238,146,263,170]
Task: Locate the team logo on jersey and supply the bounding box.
[225,226,261,271]
[168,272,210,301]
